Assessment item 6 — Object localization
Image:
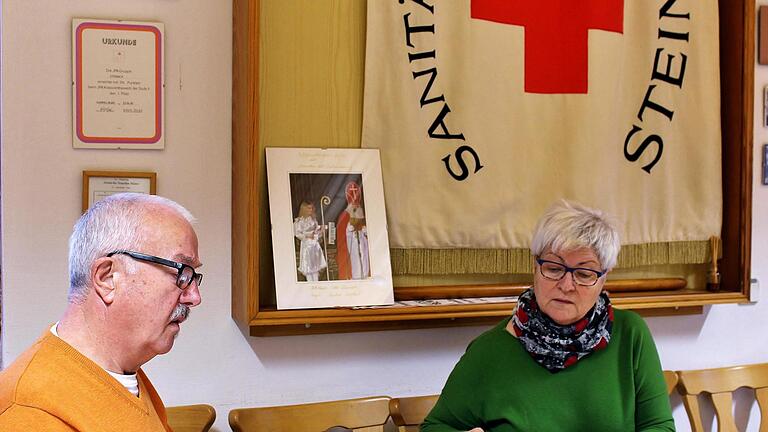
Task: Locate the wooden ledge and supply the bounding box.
[394,278,686,300]
[246,288,746,336]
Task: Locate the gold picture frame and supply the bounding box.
[82,170,157,212]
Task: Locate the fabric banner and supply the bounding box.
[362,0,722,273]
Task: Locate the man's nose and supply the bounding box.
[181,282,202,307]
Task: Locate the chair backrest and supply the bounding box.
[228,396,392,432]
[664,370,679,395]
[677,363,768,432]
[389,395,439,432]
[165,404,216,432]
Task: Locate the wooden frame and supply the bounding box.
[82,170,157,212]
[232,0,753,336]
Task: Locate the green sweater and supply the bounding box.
[421,309,674,432]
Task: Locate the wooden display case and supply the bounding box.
[232,0,754,336]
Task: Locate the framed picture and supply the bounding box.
[72,19,165,149]
[763,144,768,186]
[266,148,394,310]
[761,6,768,65]
[763,85,768,128]
[82,170,156,212]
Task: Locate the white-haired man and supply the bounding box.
[0,193,203,431]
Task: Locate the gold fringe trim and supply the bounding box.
[390,240,713,275]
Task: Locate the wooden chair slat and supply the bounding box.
[711,392,737,432]
[389,395,439,432]
[756,387,768,432]
[681,394,706,432]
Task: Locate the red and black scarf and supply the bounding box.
[510,288,613,372]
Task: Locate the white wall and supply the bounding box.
[2,1,768,431]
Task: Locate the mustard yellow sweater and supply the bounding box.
[0,331,171,432]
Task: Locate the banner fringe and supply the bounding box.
[390,241,712,275]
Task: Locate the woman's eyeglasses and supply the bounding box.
[535,258,605,287]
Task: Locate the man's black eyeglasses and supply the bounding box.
[107,250,203,289]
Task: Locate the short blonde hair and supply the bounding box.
[530,200,621,271]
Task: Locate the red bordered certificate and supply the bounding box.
[72,19,164,149]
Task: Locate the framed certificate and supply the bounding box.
[72,19,164,149]
[82,171,157,212]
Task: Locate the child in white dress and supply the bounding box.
[293,201,327,281]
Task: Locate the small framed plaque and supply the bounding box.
[763,144,768,186]
[762,85,768,128]
[82,170,157,212]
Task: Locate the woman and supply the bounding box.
[293,201,327,282]
[421,201,674,432]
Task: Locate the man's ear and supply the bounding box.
[91,257,117,305]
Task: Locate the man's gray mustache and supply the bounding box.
[170,304,190,324]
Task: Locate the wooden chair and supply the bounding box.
[677,363,768,432]
[165,404,216,432]
[389,395,439,432]
[228,396,392,432]
[663,370,679,395]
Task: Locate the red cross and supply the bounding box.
[346,181,361,204]
[471,0,623,94]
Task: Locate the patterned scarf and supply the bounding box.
[510,288,613,373]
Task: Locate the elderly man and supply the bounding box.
[0,193,202,431]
